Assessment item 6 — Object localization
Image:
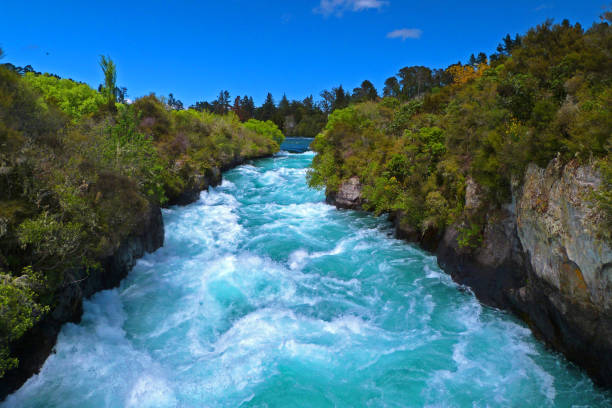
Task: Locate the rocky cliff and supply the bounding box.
[327,158,612,387]
[511,159,611,387]
[326,176,363,209]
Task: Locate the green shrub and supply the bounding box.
[244,119,285,146]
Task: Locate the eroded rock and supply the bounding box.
[329,176,363,210]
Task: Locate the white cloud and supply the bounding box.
[315,0,388,17]
[386,28,422,40]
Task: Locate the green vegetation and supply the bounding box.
[0,55,283,374]
[188,80,383,138]
[309,15,611,246]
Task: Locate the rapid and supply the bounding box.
[5,139,611,407]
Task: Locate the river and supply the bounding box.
[4,139,611,407]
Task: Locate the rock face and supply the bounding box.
[0,204,165,399]
[326,176,363,209]
[327,159,612,387]
[516,160,611,309]
[512,160,612,386]
[436,206,527,309]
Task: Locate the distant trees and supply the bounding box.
[320,85,350,113]
[382,66,453,101]
[190,90,329,137]
[211,90,230,115]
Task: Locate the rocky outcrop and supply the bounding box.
[327,159,612,387]
[0,204,164,399]
[392,211,441,252]
[326,176,363,210]
[436,206,527,309]
[516,160,611,310]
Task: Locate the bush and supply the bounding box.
[244,119,285,146]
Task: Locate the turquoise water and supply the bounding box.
[5,151,611,407]
[278,137,313,153]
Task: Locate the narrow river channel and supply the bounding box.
[5,140,611,407]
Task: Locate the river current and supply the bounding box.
[5,140,611,407]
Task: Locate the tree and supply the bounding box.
[278,94,290,116]
[320,86,350,113]
[241,96,255,120]
[334,86,350,110]
[383,77,401,98]
[495,33,522,56]
[468,53,477,67]
[167,93,183,110]
[231,96,243,120]
[98,55,117,110]
[398,66,433,99]
[189,100,211,112]
[211,90,230,115]
[303,95,315,111]
[476,52,488,65]
[258,93,276,121]
[352,80,378,102]
[117,87,128,104]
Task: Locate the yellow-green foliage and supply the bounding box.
[23,73,103,122]
[244,119,285,146]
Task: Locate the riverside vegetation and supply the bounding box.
[308,15,611,248]
[307,14,612,386]
[0,53,284,378]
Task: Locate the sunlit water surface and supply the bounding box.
[5,145,611,407]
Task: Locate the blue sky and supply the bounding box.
[0,1,607,106]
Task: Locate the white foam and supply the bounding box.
[125,375,176,408]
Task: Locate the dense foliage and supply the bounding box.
[309,15,612,246]
[0,56,283,375]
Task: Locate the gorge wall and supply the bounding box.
[328,158,612,388]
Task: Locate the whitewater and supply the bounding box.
[4,144,611,407]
